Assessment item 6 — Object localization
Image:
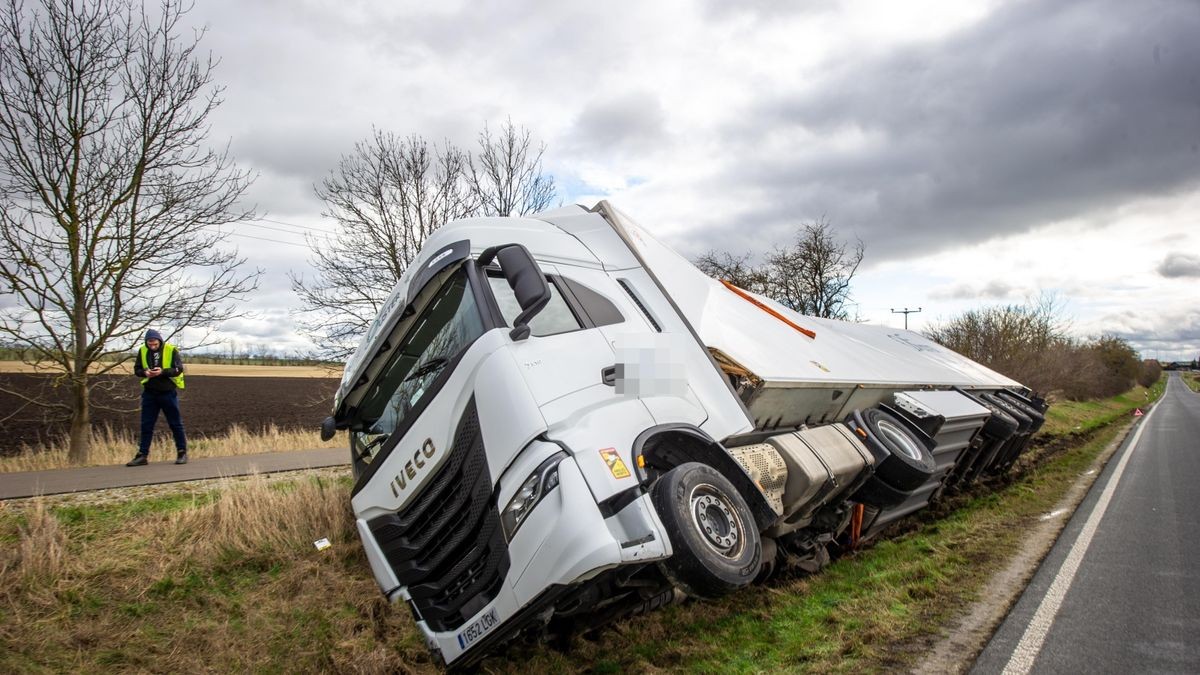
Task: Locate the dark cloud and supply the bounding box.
[567,91,669,156]
[701,0,1200,262]
[1157,251,1200,278]
[233,126,360,183]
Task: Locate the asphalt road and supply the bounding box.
[0,447,349,500]
[973,373,1200,674]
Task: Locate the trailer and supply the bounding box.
[323,202,1048,667]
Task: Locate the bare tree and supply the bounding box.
[0,0,258,462]
[764,219,863,319]
[924,294,1070,395]
[693,219,863,320]
[469,118,556,217]
[291,130,476,359]
[693,250,769,294]
[294,121,556,358]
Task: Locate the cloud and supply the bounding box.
[1104,306,1200,359]
[930,279,1015,300]
[1157,252,1200,278]
[568,91,669,157]
[698,0,1200,261]
[218,315,295,340]
[164,0,1200,360]
[700,0,835,21]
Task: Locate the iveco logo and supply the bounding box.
[426,249,453,268]
[390,438,437,498]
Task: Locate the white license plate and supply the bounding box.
[456,607,500,650]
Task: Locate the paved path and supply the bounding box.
[0,447,349,500]
[973,373,1200,674]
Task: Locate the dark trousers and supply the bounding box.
[138,389,187,455]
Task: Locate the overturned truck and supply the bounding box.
[323,202,1048,667]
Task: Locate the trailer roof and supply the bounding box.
[581,203,1022,391]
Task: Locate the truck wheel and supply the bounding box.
[852,474,912,509]
[652,462,761,598]
[859,409,936,491]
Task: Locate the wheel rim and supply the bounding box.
[876,419,923,460]
[689,483,744,558]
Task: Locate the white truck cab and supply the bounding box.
[325,202,1046,667]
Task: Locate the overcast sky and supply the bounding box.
[183,0,1199,362]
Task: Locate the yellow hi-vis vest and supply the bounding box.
[140,343,185,390]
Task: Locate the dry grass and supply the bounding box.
[0,423,342,473]
[0,381,1167,672]
[0,360,340,378]
[0,420,1139,673]
[1040,378,1164,437]
[6,500,68,583]
[1184,372,1200,393]
[170,473,353,555]
[0,474,432,673]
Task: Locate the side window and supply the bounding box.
[488,275,582,337]
[558,277,624,328]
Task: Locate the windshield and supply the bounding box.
[351,268,483,464]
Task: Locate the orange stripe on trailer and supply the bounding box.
[720,279,816,339]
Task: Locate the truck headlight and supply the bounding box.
[500,451,566,541]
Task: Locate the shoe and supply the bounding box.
[175,453,188,465]
[126,455,148,467]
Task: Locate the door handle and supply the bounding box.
[601,365,617,386]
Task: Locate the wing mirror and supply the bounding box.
[320,415,337,441]
[477,243,550,341]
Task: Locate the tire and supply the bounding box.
[983,394,1033,434]
[850,409,937,491]
[652,462,762,598]
[997,391,1046,433]
[851,474,912,509]
[979,402,1019,440]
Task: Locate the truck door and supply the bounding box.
[483,263,615,414]
[346,265,517,632]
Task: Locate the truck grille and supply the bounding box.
[367,399,510,632]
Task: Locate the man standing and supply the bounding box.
[126,329,188,466]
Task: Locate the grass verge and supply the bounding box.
[1183,372,1199,393]
[0,473,429,673]
[0,423,341,473]
[0,379,1165,673]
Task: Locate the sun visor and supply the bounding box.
[406,239,470,307]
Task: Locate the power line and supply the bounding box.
[890,307,922,330]
[205,227,311,249]
[226,232,310,248]
[256,216,329,234]
[234,220,320,238]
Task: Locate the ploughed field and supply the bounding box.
[0,373,338,453]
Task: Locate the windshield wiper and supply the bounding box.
[402,356,449,383]
[356,434,390,461]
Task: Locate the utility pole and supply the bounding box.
[891,307,922,330]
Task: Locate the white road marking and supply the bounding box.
[1000,400,1159,675]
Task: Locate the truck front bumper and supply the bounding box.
[400,456,668,666]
